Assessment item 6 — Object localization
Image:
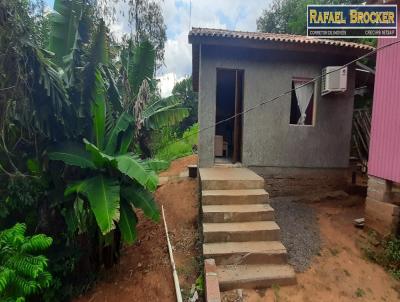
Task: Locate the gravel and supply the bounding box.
[270,197,321,272]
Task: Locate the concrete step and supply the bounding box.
[202,204,274,223]
[217,264,297,291]
[200,168,264,190]
[203,221,280,243]
[202,189,269,205]
[203,241,287,265]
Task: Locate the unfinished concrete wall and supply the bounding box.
[365,176,400,237]
[197,45,356,172]
[251,166,348,197]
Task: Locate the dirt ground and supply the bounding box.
[75,156,400,302]
[224,197,400,302]
[159,155,198,177]
[74,155,200,302]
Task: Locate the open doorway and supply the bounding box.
[215,69,244,164]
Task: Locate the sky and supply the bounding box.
[44,0,272,96]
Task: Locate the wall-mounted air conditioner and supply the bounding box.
[321,66,347,96]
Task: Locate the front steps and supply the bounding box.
[202,204,274,222]
[200,168,265,190]
[218,264,296,291]
[200,167,296,291]
[203,221,281,243]
[202,189,268,205]
[203,241,287,265]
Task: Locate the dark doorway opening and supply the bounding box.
[215,69,244,163]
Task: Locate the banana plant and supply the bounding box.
[47,14,167,244]
[48,109,165,244]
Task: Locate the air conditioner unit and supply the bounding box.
[321,66,347,96]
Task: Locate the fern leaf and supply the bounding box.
[21,235,53,253]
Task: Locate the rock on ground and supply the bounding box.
[270,197,320,272]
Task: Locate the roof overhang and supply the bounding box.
[188,28,375,92]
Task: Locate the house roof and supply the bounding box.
[189,28,374,51]
[189,28,375,91]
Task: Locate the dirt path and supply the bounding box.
[74,155,200,302]
[236,199,400,302]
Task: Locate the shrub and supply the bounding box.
[385,237,400,279]
[0,223,52,301]
[362,233,400,280]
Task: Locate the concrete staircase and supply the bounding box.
[200,167,296,291]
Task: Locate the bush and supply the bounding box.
[155,123,198,161]
[385,237,400,279]
[0,223,52,301]
[363,233,400,280]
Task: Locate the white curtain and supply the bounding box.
[294,81,314,125]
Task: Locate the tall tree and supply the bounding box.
[128,0,167,67]
[257,0,362,35]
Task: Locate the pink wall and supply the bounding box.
[368,8,400,183]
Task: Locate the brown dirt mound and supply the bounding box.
[159,154,197,177]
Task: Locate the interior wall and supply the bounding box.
[197,44,356,168]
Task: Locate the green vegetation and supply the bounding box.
[0,0,192,300]
[0,223,52,301]
[257,0,363,36]
[362,233,400,280]
[150,76,198,162]
[172,77,198,135]
[355,288,365,298]
[155,123,198,161]
[385,237,400,279]
[257,0,376,47]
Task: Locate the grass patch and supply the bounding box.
[362,233,400,280]
[154,123,198,162]
[355,288,365,298]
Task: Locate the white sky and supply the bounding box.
[157,0,271,96]
[45,0,272,97]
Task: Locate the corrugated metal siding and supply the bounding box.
[368,9,400,183]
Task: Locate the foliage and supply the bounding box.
[48,0,84,66]
[172,76,198,135]
[155,123,198,162]
[384,237,400,279]
[127,39,157,96]
[47,15,161,244]
[49,132,161,241]
[363,233,400,280]
[119,39,189,157]
[257,0,376,47]
[126,0,167,67]
[257,0,360,35]
[0,0,169,300]
[0,223,52,301]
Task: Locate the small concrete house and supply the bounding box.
[189,28,373,195]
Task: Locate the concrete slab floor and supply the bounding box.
[199,167,264,181]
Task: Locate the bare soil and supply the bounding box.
[223,197,400,302]
[75,158,400,302]
[74,155,200,302]
[159,154,197,177]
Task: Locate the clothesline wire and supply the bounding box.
[154,39,400,154]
